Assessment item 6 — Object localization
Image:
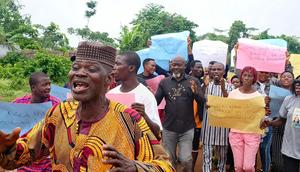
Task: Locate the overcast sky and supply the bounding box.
[19,0,300,47]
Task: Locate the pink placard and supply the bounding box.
[157,98,166,109]
[146,75,165,94]
[236,39,286,73]
[105,93,135,107]
[145,75,166,109]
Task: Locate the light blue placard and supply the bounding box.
[269,85,292,117]
[136,31,190,73]
[0,102,52,135]
[258,39,287,48]
[51,84,71,101]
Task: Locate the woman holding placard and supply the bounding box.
[228,66,264,172]
[271,71,294,172]
[261,79,300,172]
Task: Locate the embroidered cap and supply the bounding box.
[75,41,116,68]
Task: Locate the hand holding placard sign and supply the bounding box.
[269,85,292,117]
[137,31,190,73]
[236,38,286,73]
[231,39,287,68]
[0,102,52,135]
[192,40,228,67]
[207,95,265,134]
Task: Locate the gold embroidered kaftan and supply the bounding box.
[0,101,173,172]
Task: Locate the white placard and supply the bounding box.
[192,40,228,67]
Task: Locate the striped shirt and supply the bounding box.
[201,81,232,146]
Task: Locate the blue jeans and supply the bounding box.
[162,128,194,172]
[260,127,272,172]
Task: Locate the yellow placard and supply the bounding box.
[207,95,265,134]
[290,54,300,77]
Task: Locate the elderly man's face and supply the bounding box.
[69,59,110,102]
[170,57,185,79]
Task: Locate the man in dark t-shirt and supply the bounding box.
[155,56,205,172]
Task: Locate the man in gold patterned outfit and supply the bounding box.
[0,41,174,172]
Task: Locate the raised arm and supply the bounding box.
[0,106,56,170]
[131,103,161,140]
[261,96,289,129]
[190,78,206,104]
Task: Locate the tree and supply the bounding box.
[252,29,300,53]
[8,24,40,49]
[0,0,41,49]
[278,34,300,54]
[85,0,97,27]
[0,0,27,33]
[213,28,228,35]
[227,20,247,52]
[68,27,116,47]
[245,27,259,38]
[0,26,17,49]
[37,22,69,51]
[252,29,274,40]
[118,25,145,51]
[68,0,116,47]
[198,33,229,44]
[119,3,198,51]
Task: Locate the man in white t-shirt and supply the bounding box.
[108,51,162,139]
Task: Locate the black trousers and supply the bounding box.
[282,154,300,172]
[192,128,201,151]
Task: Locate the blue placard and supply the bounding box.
[137,31,190,73]
[50,84,71,101]
[258,39,287,48]
[269,85,292,117]
[0,102,52,135]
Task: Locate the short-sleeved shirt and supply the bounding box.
[108,83,162,130]
[13,94,60,106]
[279,95,300,159]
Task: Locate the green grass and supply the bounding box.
[0,79,29,102]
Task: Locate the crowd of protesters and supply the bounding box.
[0,39,299,172]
